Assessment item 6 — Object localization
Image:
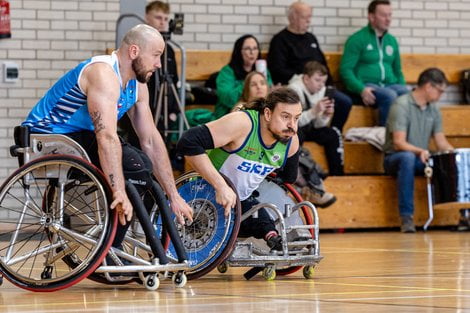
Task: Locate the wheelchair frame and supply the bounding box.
[0,126,189,292]
[223,201,322,281]
[167,172,323,281]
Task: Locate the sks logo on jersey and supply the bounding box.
[237,161,275,176]
[243,147,257,156]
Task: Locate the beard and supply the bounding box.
[132,56,152,83]
[268,125,296,144]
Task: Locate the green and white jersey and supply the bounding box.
[208,110,291,201]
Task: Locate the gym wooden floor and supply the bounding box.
[1,231,470,312]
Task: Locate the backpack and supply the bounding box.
[298,147,328,192]
[461,69,470,104]
[190,71,219,105]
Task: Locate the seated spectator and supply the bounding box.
[186,34,273,126]
[289,61,344,176]
[383,68,453,233]
[340,0,408,126]
[233,71,269,111]
[216,35,273,117]
[267,1,352,132]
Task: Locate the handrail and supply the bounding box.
[115,13,146,48]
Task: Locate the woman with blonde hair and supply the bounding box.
[233,71,269,111]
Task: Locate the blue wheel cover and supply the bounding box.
[156,177,236,272]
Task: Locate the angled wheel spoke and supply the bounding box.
[0,155,114,291]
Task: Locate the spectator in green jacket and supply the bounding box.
[340,0,408,126]
[215,34,273,119]
[186,34,273,127]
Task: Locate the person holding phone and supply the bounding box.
[288,61,344,177]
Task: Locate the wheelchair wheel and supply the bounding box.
[157,172,241,280]
[0,155,116,291]
[254,176,314,276]
[78,190,158,286]
[76,184,165,286]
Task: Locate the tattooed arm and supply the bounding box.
[81,63,133,225]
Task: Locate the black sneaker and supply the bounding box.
[456,218,470,231]
[400,216,416,233]
[266,235,283,251]
[456,209,470,231]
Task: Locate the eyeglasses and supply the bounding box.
[431,84,446,94]
[242,47,259,53]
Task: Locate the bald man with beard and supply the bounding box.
[23,24,193,247]
[267,2,352,133]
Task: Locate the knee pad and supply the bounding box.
[124,168,153,189]
[122,144,154,189]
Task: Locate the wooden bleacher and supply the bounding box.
[178,50,470,84]
[172,49,470,229]
[306,105,470,174]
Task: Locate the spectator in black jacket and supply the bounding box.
[145,1,179,119]
[267,2,352,132]
[119,1,180,147]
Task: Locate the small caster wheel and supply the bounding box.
[217,262,228,273]
[262,266,276,281]
[172,271,187,288]
[41,266,53,279]
[145,274,160,291]
[303,265,315,279]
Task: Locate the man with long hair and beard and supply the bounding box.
[177,87,302,250]
[22,24,193,248]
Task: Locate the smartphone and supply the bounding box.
[324,86,336,100]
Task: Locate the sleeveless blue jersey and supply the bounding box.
[22,52,138,134]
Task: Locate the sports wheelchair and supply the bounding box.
[0,126,189,292]
[161,172,322,281]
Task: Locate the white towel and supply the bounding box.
[344,127,385,151]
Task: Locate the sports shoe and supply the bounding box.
[301,187,337,208]
[400,215,416,233]
[456,209,470,231]
[456,219,470,232]
[266,235,283,251]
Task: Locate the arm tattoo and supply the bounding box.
[90,111,105,133]
[109,174,115,187]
